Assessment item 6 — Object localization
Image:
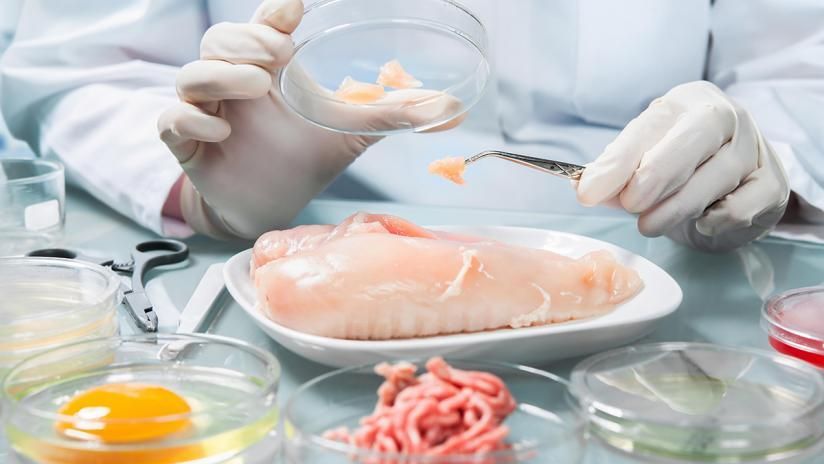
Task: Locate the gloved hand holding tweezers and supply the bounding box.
[464,82,790,252]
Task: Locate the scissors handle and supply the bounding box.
[124,239,189,332]
[129,239,189,292]
[26,248,114,267]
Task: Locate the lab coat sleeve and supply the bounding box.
[0,1,207,235]
[709,0,824,223]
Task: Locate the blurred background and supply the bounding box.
[0,1,33,158]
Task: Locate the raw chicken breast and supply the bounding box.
[251,224,334,276]
[253,213,643,340]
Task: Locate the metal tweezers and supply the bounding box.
[464,151,586,180]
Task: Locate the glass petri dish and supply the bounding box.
[3,334,281,464]
[283,359,584,463]
[570,342,824,463]
[762,286,824,368]
[280,0,489,135]
[0,158,65,256]
[0,257,121,376]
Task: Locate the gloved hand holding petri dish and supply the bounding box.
[159,0,490,239]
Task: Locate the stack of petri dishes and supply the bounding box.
[0,258,121,378]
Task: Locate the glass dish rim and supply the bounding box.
[0,158,64,186]
[2,333,282,429]
[283,357,583,461]
[762,286,824,353]
[0,257,121,327]
[570,341,824,430]
[279,0,489,109]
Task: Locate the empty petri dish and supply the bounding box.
[762,286,824,368]
[3,334,281,464]
[283,358,584,463]
[280,0,489,135]
[571,342,824,463]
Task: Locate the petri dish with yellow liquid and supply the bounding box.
[3,334,281,464]
[279,0,490,135]
[571,342,824,463]
[0,257,121,377]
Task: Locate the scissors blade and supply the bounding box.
[123,291,158,332]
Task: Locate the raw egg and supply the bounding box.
[56,383,192,443]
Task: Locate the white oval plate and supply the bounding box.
[224,226,682,368]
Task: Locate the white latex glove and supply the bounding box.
[576,81,790,252]
[158,0,461,239]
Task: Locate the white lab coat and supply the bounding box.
[2,1,824,235]
[0,0,31,157]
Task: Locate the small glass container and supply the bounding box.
[3,334,281,464]
[571,342,824,463]
[280,0,490,135]
[762,286,824,368]
[284,359,584,463]
[0,158,65,256]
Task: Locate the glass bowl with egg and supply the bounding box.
[2,334,281,464]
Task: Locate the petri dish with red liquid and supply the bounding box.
[762,286,824,368]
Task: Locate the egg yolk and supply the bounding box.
[55,383,191,443]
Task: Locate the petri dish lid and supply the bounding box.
[762,286,824,362]
[570,342,824,462]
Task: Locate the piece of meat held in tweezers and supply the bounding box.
[252,212,643,340]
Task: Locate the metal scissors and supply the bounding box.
[464,150,586,180]
[27,239,189,332]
